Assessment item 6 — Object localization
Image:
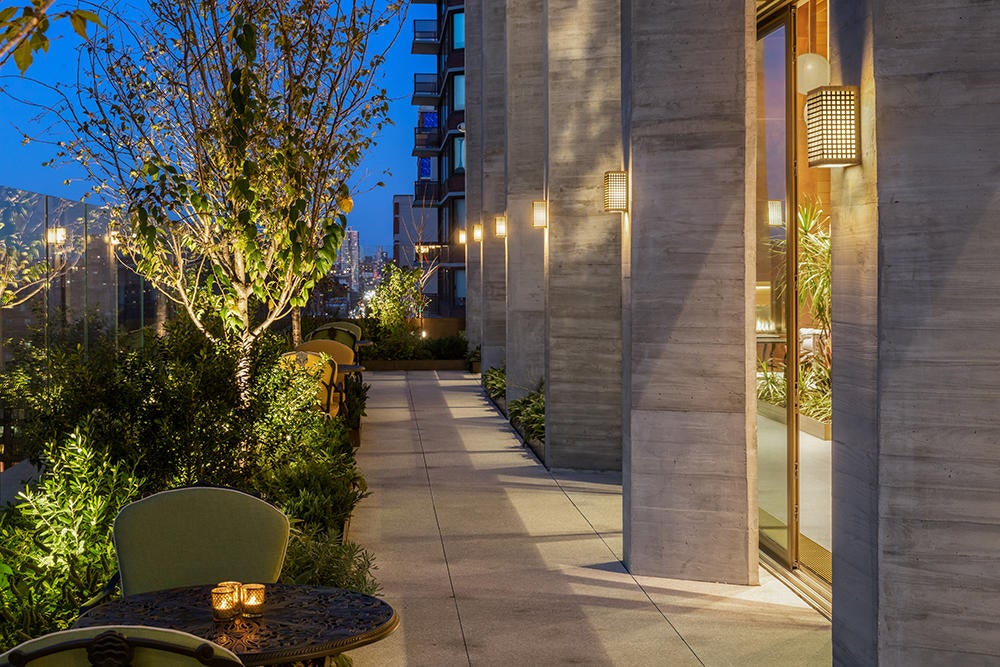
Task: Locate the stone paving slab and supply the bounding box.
[348,371,830,666]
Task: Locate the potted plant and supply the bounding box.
[342,374,370,448]
[466,344,481,374]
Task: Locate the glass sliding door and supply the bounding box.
[793,0,832,583]
[755,0,833,587]
[755,13,796,565]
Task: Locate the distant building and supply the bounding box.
[334,228,361,292]
[410,0,465,319]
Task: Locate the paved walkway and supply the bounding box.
[347,371,831,666]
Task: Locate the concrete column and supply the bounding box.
[504,0,545,407]
[622,0,758,584]
[832,1,1000,663]
[479,0,507,371]
[544,0,622,471]
[464,0,484,348]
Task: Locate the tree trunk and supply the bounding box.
[235,339,254,409]
[292,307,302,347]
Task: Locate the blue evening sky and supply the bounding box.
[0,1,432,252]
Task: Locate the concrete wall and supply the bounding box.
[504,0,546,403]
[464,0,484,349]
[621,0,758,584]
[829,0,879,662]
[832,1,1000,663]
[479,0,507,371]
[544,0,623,471]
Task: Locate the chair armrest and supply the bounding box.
[78,571,120,615]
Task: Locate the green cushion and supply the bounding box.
[114,487,289,596]
[0,625,242,666]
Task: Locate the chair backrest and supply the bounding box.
[0,625,242,666]
[114,487,289,596]
[295,339,355,367]
[280,350,340,417]
[305,322,361,348]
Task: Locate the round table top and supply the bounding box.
[75,583,398,666]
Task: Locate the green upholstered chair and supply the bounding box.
[113,487,289,596]
[0,625,242,666]
[305,322,362,347]
[280,350,341,417]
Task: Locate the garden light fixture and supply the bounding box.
[805,86,861,167]
[603,171,628,212]
[532,201,547,228]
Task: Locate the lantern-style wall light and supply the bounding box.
[767,200,785,227]
[458,229,467,244]
[494,215,507,238]
[603,171,628,212]
[473,224,483,242]
[804,86,861,168]
[532,201,547,228]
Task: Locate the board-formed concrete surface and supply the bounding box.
[347,371,830,666]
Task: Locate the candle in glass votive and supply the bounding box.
[241,584,265,617]
[212,586,240,621]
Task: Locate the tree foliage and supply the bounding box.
[0,1,102,73]
[46,0,402,398]
[366,262,425,334]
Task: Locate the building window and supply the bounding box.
[454,137,465,172]
[452,12,465,50]
[453,74,465,112]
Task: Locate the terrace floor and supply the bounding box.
[347,371,831,666]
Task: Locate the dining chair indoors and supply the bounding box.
[0,625,242,666]
[113,487,289,596]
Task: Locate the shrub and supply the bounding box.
[481,364,506,403]
[280,526,379,595]
[0,428,142,647]
[342,374,370,430]
[509,388,545,443]
[425,332,468,360]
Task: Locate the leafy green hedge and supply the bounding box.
[508,389,545,443]
[481,364,506,403]
[0,320,377,650]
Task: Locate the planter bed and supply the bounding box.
[758,401,831,441]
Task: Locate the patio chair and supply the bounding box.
[281,350,341,417]
[295,340,357,382]
[113,487,290,597]
[304,323,359,350]
[0,625,242,666]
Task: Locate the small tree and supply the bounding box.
[47,0,402,400]
[367,262,425,335]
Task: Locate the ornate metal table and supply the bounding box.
[74,583,398,666]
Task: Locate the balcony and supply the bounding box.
[413,180,441,207]
[411,19,439,55]
[412,126,441,157]
[411,73,440,106]
[413,242,464,267]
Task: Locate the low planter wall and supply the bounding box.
[362,359,469,371]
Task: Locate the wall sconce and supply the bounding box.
[494,215,506,238]
[532,201,547,228]
[767,200,784,227]
[804,86,861,167]
[472,224,483,242]
[603,171,628,212]
[458,229,467,244]
[46,227,67,246]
